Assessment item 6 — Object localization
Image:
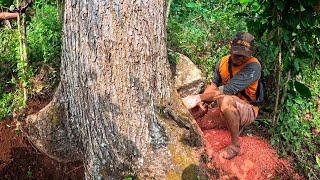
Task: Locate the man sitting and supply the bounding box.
[182,32,261,159]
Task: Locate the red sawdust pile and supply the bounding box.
[203,129,301,179]
[192,107,301,179]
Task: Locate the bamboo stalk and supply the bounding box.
[272,47,281,126]
[166,0,173,25]
[275,70,291,124]
[272,19,282,126]
[17,0,29,107]
[272,13,282,126]
[280,70,291,105]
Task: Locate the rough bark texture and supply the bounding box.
[174,53,205,98]
[26,85,82,162]
[26,0,204,179]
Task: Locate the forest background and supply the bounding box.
[0,0,319,178]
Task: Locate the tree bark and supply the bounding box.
[25,85,83,162]
[25,0,205,179]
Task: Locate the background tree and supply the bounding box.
[25,0,205,178]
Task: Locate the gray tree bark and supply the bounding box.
[25,0,205,179]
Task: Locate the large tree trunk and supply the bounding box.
[25,0,205,179]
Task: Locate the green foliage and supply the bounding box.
[0,0,14,7]
[28,4,62,69]
[0,1,318,177]
[0,29,20,120]
[168,50,179,66]
[235,0,319,100]
[169,0,320,178]
[241,0,320,75]
[167,0,247,80]
[0,93,14,120]
[238,0,320,178]
[26,170,32,177]
[270,66,320,178]
[0,1,62,121]
[294,81,311,98]
[302,67,320,130]
[0,80,28,121]
[123,177,133,180]
[15,128,22,136]
[0,29,19,84]
[316,156,320,168]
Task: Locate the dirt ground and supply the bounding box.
[0,98,84,179]
[0,118,301,180]
[0,99,301,179]
[0,119,84,179]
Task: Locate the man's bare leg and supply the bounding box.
[218,96,241,159]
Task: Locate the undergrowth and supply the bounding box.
[0,1,61,121]
[271,66,320,178]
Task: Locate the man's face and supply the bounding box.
[230,54,250,66]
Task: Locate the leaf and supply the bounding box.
[294,60,300,72]
[239,0,250,5]
[9,5,15,11]
[316,155,320,168]
[283,57,291,72]
[252,2,260,11]
[275,1,285,11]
[234,12,249,17]
[186,2,198,8]
[283,29,290,42]
[300,4,306,12]
[294,81,311,98]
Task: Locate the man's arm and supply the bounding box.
[221,62,261,95]
[182,83,221,109]
[212,60,222,87]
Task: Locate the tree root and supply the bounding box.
[24,85,82,162]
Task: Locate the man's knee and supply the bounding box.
[218,95,236,113]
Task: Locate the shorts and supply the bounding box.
[195,95,257,130]
[232,96,257,127]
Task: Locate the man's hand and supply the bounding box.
[200,88,222,102]
[203,84,219,94]
[182,95,201,109]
